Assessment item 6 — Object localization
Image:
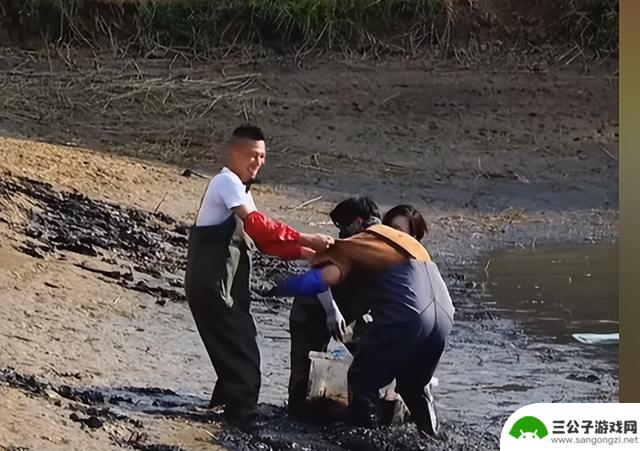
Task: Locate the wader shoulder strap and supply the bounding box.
[363,224,431,262]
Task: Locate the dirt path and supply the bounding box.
[0,52,618,450]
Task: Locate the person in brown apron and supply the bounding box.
[275,210,455,438]
[382,204,429,241]
[287,199,431,418]
[184,125,333,431]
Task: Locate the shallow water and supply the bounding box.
[482,243,618,344]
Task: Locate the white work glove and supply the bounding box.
[317,289,347,342]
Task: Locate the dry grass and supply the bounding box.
[15,0,453,58]
[0,49,268,168]
[0,0,617,59]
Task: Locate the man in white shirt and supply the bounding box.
[195,166,257,227]
[184,125,332,432]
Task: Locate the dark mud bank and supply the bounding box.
[0,171,618,451]
[0,366,490,451]
[0,169,295,304]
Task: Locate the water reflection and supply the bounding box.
[483,243,618,343]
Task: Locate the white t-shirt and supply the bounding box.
[195,167,256,226]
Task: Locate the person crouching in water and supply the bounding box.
[274,196,455,438]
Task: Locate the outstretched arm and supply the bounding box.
[234,205,333,260]
[275,265,343,297]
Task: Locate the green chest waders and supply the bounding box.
[184,215,260,421]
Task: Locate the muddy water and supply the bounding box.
[0,173,618,450]
[482,243,618,344]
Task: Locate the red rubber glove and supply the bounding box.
[243,210,303,260]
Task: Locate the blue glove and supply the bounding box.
[276,268,328,297]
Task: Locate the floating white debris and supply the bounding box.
[572,333,619,345]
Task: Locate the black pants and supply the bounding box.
[347,311,446,428]
[186,249,260,421]
[288,293,370,412]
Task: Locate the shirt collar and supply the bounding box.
[221,167,253,193]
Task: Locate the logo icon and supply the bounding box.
[509,416,549,440]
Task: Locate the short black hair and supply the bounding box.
[382,204,428,241]
[330,195,381,229]
[232,124,265,141]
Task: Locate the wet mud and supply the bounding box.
[0,365,490,451]
[1,170,295,305]
[4,172,459,449]
[0,37,620,450]
[0,170,618,450]
[0,367,185,450]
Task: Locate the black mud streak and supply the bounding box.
[1,170,298,303]
[0,171,617,451]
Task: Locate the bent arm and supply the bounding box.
[274,264,350,342]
